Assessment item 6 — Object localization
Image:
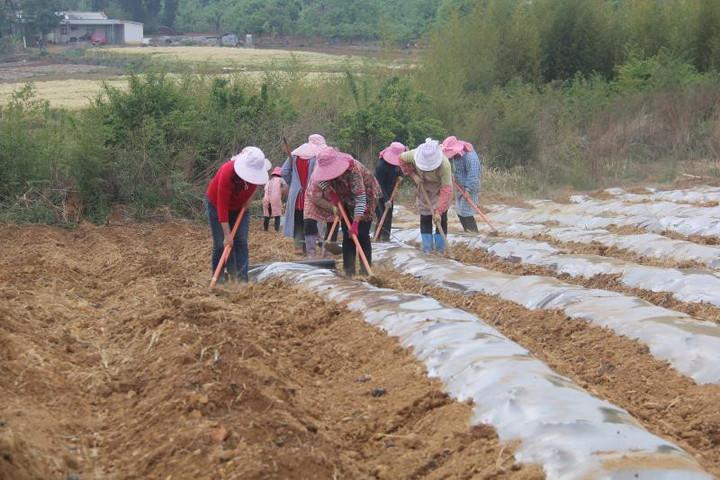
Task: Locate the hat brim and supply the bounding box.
[414,149,443,172]
[380,150,402,166]
[313,159,350,181]
[292,143,321,158]
[235,158,272,185]
[443,145,465,158]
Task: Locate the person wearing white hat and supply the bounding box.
[398,138,453,253]
[206,146,271,282]
[280,134,327,254]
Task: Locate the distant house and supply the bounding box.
[46,12,143,45]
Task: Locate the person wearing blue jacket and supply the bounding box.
[442,136,481,232]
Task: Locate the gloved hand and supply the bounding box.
[351,220,360,237]
[326,190,340,205]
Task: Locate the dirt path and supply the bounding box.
[372,266,720,477]
[0,222,541,479]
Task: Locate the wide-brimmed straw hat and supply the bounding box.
[271,166,282,176]
[291,134,327,158]
[414,138,443,171]
[378,141,407,166]
[233,146,272,185]
[442,136,474,158]
[313,146,353,181]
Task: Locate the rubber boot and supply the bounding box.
[459,215,479,233]
[305,235,318,258]
[421,233,434,253]
[433,233,446,253]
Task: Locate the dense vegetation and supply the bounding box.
[4,0,720,223]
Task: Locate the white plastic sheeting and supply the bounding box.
[373,244,720,385]
[391,229,720,307]
[252,262,711,480]
[391,205,720,269]
[506,199,720,238]
[596,186,720,205]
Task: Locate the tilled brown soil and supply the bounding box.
[0,221,541,480]
[372,266,720,477]
[449,244,720,324]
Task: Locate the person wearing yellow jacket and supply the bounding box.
[398,138,453,253]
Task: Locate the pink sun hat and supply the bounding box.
[313,146,353,181]
[233,146,272,185]
[442,136,474,158]
[291,134,327,158]
[378,141,407,166]
[271,166,282,176]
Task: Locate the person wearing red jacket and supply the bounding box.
[206,147,271,283]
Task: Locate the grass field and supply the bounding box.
[89,46,370,70]
[0,70,342,109]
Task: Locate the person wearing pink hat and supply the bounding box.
[442,136,481,232]
[399,138,453,253]
[374,141,406,241]
[262,166,288,232]
[206,146,271,282]
[281,134,327,254]
[303,176,339,258]
[310,146,381,276]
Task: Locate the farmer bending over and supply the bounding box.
[442,136,481,232]
[399,138,452,253]
[206,147,271,283]
[374,141,406,241]
[311,147,380,276]
[304,176,339,258]
[281,134,326,255]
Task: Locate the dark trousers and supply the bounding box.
[420,212,448,234]
[340,215,372,277]
[207,199,250,282]
[458,215,478,232]
[375,198,394,241]
[293,208,305,250]
[304,220,339,241]
[263,205,281,231]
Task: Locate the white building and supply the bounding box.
[46,12,143,45]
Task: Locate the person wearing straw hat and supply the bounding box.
[206,147,271,283]
[311,146,380,276]
[374,141,406,241]
[262,166,287,232]
[281,134,327,254]
[442,135,481,232]
[399,138,453,253]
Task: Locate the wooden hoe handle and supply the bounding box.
[452,178,498,232]
[374,176,402,241]
[209,205,248,289]
[335,200,373,276]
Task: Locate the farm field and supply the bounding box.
[90,46,380,70]
[3,184,720,478]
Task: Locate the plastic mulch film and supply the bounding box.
[589,186,720,206]
[251,262,711,480]
[391,205,720,269]
[391,229,720,307]
[495,199,720,238]
[373,244,720,385]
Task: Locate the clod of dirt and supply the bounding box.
[371,388,387,397]
[211,426,229,443]
[356,374,372,383]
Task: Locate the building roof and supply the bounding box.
[57,11,143,26]
[62,11,108,21]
